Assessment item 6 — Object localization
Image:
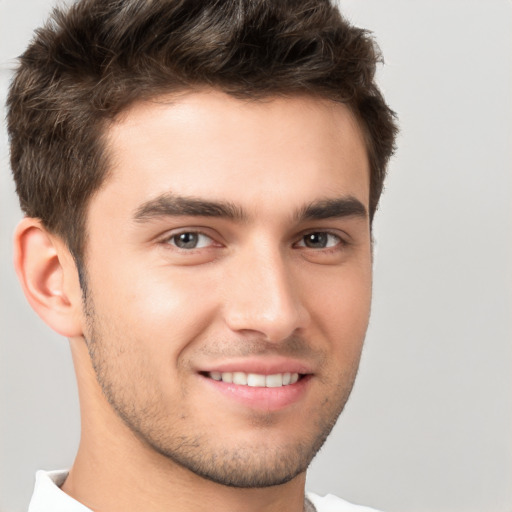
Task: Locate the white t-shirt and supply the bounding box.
[28,470,382,512]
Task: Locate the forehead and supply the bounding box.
[95,90,370,220]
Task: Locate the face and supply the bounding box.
[81,90,372,487]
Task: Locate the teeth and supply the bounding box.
[208,371,300,387]
[221,372,233,383]
[232,372,247,385]
[265,374,283,387]
[247,374,266,387]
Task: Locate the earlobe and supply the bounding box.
[14,217,84,338]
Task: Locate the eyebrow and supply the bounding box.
[133,193,247,222]
[133,193,367,224]
[295,196,367,221]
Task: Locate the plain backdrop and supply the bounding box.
[1,1,511,511]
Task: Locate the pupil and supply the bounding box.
[176,233,198,248]
[305,233,327,248]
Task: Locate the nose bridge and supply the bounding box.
[224,238,308,341]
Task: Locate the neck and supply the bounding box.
[62,338,307,512]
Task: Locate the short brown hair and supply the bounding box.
[7,0,398,266]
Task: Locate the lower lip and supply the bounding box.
[200,374,311,411]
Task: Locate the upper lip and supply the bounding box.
[197,357,314,376]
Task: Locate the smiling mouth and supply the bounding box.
[203,371,301,388]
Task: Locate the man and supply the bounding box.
[7,0,397,510]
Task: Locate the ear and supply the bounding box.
[13,217,84,338]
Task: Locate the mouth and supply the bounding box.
[198,367,311,411]
[202,371,301,388]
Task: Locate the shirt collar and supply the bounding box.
[28,470,92,512]
[28,469,379,512]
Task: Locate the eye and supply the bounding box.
[166,231,214,250]
[296,232,342,249]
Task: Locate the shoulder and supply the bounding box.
[307,492,383,512]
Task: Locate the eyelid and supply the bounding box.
[159,227,222,249]
[293,230,347,249]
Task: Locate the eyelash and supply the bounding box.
[163,230,218,251]
[160,229,347,252]
[294,231,344,251]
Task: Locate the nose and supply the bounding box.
[223,243,310,343]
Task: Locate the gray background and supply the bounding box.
[1,1,511,511]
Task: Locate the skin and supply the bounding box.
[15,90,372,512]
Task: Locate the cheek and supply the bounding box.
[305,262,372,356]
[86,260,221,363]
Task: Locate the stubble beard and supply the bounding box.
[82,294,360,489]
